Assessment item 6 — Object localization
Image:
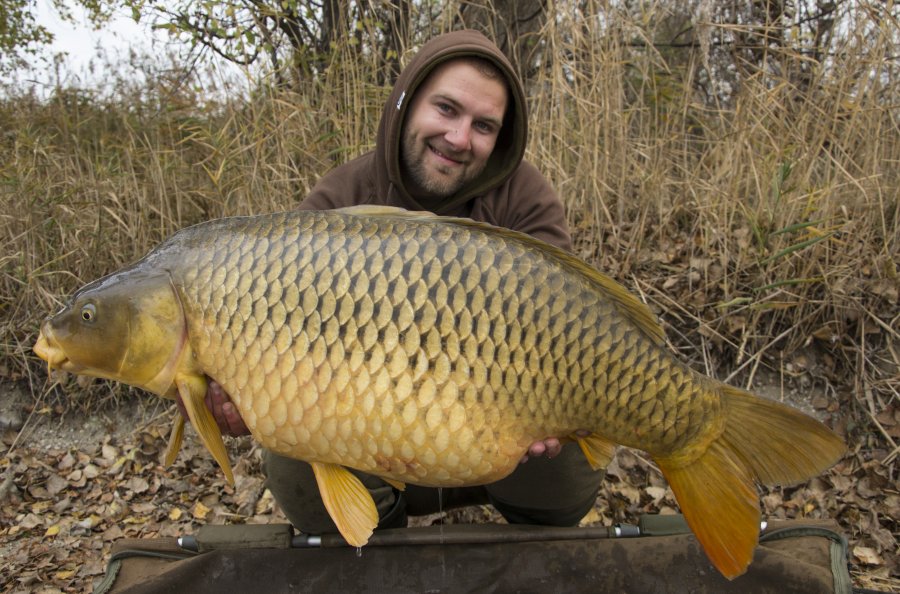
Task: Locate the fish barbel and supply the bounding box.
[33,205,844,579]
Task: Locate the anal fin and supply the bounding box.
[380,477,406,491]
[311,462,378,547]
[575,432,617,470]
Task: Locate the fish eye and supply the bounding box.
[81,303,97,322]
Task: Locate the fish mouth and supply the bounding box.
[34,324,76,374]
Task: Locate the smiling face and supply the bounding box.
[400,59,509,202]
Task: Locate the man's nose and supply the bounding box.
[445,124,472,150]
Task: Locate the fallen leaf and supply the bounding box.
[131,502,155,514]
[853,546,884,566]
[192,501,211,520]
[123,515,149,525]
[616,485,641,505]
[256,489,276,515]
[75,515,102,530]
[66,469,86,488]
[31,500,52,514]
[646,486,668,504]
[57,452,76,471]
[123,476,149,494]
[28,485,50,499]
[52,497,71,514]
[579,508,604,526]
[19,513,43,529]
[46,473,69,497]
[101,445,118,463]
[102,525,125,541]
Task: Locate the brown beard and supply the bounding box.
[400,129,484,200]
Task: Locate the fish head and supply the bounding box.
[34,268,189,397]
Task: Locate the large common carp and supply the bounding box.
[34,206,844,579]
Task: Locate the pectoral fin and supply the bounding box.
[575,433,617,471]
[164,414,185,466]
[176,373,234,485]
[310,462,378,547]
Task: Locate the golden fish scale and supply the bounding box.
[171,211,717,486]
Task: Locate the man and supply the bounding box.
[186,29,603,534]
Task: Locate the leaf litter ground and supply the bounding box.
[0,375,897,593]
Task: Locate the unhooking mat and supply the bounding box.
[93,516,853,594]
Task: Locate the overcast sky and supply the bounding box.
[20,0,171,91]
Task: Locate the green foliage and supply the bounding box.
[122,0,418,87]
[0,0,53,73]
[0,0,111,74]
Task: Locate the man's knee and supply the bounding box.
[486,443,604,526]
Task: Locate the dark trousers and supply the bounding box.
[263,442,604,533]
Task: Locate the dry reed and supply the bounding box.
[1,3,896,436]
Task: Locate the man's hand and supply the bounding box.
[175,380,250,437]
[520,430,591,464]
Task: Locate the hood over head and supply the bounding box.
[375,30,527,215]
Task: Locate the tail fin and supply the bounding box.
[657,385,845,579]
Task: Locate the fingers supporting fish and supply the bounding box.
[206,381,250,437]
[520,430,595,464]
[520,438,562,463]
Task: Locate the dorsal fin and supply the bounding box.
[334,206,666,345]
[334,205,432,218]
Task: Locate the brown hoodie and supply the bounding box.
[298,30,571,251]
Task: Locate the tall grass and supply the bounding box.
[530,5,899,382]
[1,3,897,437]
